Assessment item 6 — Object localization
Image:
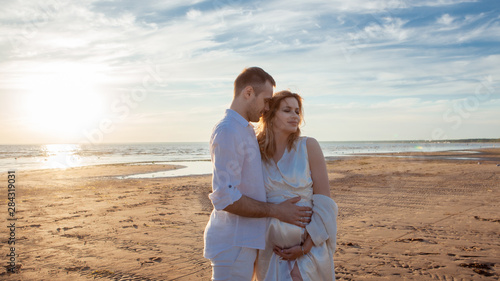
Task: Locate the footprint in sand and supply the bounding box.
[394,238,437,244]
[474,215,500,223]
[459,262,496,277]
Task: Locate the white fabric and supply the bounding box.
[204,109,267,260]
[303,194,338,280]
[256,137,338,281]
[211,246,258,281]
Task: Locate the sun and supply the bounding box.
[22,63,106,141]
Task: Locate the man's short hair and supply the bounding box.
[234,67,276,96]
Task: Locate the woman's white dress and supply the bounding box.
[255,137,338,281]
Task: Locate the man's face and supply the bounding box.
[248,80,273,122]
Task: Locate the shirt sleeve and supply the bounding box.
[208,125,245,210]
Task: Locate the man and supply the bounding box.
[204,67,312,281]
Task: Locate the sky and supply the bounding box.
[1,0,499,144]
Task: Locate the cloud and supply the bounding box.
[437,13,455,25]
[415,0,478,7]
[0,0,498,143]
[186,9,202,20]
[370,98,422,109]
[362,17,409,41]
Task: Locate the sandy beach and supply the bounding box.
[1,148,499,280]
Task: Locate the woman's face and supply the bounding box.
[272,97,301,135]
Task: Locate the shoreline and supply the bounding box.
[0,148,498,280]
[3,147,500,179]
[333,148,500,163]
[1,142,498,175]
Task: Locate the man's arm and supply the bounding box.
[224,195,312,228]
[210,125,311,227]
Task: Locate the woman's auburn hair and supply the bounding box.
[256,90,304,162]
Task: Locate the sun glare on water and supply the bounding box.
[40,143,83,169]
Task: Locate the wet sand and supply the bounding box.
[1,148,499,280]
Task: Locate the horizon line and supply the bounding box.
[1,138,499,146]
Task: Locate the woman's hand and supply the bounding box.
[273,245,304,261]
[273,232,315,261]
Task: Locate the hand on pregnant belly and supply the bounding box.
[273,244,304,261]
[271,197,312,228]
[267,218,305,248]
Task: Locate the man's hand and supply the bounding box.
[271,197,312,228]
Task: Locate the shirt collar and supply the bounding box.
[226,109,250,127]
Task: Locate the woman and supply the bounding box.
[255,90,338,281]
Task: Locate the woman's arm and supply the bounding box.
[303,137,331,247]
[307,137,331,197]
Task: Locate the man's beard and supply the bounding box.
[247,107,261,123]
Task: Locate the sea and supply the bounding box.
[1,141,498,178]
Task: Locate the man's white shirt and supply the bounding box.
[203,109,267,259]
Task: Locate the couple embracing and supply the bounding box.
[204,67,338,281]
